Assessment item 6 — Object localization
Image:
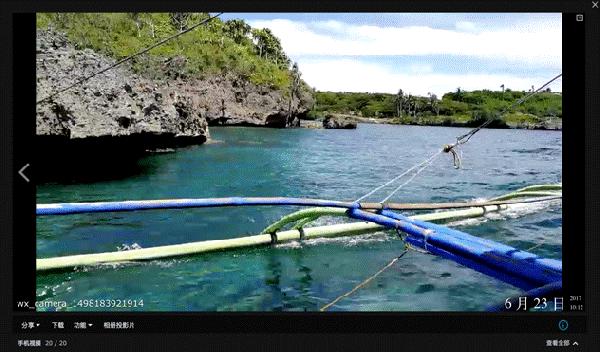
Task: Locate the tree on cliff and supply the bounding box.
[251,28,290,69]
[454,87,464,102]
[289,62,302,117]
[170,13,191,32]
[224,19,251,45]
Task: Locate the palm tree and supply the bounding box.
[251,28,287,68]
[394,89,404,117]
[406,94,417,117]
[224,19,251,44]
[251,28,267,58]
[288,62,301,121]
[428,92,439,116]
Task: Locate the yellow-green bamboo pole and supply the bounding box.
[37,205,511,271]
[488,191,561,202]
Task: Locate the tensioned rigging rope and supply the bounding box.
[441,73,562,168]
[447,74,563,147]
[319,226,439,311]
[36,13,224,105]
[320,250,409,311]
[379,151,443,203]
[511,73,562,110]
[353,150,443,203]
[353,74,562,208]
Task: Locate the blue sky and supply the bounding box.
[219,13,562,97]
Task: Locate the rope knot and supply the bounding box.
[443,144,461,169]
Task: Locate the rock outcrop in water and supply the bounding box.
[322,116,357,129]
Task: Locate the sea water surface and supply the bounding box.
[36,124,562,311]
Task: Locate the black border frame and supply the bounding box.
[3,2,598,351]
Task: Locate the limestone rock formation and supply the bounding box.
[36,29,210,150]
[35,28,315,181]
[322,116,357,129]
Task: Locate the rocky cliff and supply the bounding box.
[35,29,314,181]
[37,28,315,141]
[37,29,210,149]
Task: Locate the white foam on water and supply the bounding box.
[116,242,143,251]
[445,217,486,227]
[152,259,179,268]
[275,240,303,249]
[74,261,140,272]
[275,230,393,249]
[444,198,562,227]
[502,199,562,219]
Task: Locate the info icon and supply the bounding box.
[558,320,568,331]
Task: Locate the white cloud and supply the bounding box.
[248,19,562,66]
[456,21,476,31]
[309,20,348,34]
[299,59,562,97]
[246,16,562,94]
[410,63,433,74]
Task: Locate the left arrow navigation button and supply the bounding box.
[19,164,30,182]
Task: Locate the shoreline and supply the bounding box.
[306,113,562,131]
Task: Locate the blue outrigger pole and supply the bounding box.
[346,208,561,291]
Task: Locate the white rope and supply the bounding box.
[353,150,443,203]
[379,151,441,203]
[320,250,408,311]
[355,74,561,204]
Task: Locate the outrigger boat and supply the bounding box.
[36,183,562,310]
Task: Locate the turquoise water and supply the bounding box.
[36,124,562,311]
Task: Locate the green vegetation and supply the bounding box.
[36,13,307,92]
[36,13,560,128]
[313,88,562,126]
